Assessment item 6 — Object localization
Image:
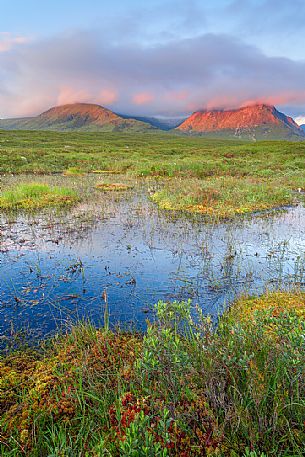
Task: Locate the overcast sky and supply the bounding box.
[1,0,305,121]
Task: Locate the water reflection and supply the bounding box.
[0,193,304,344]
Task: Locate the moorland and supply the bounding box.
[0,129,304,456]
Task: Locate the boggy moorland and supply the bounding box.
[0,130,304,456]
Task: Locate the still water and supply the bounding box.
[0,191,304,344]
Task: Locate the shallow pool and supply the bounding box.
[0,190,304,344]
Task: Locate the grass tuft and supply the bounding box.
[151,176,294,219]
[0,183,79,210]
[96,183,133,192]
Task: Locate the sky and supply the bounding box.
[0,0,305,121]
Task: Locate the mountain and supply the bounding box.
[1,102,303,139]
[301,125,305,132]
[177,104,305,140]
[0,103,156,132]
[118,114,185,130]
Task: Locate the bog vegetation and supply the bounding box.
[0,293,304,456]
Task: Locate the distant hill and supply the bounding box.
[0,103,157,132]
[118,114,185,130]
[177,104,305,140]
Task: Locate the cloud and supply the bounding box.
[56,86,118,107]
[98,88,118,105]
[57,86,91,105]
[0,32,28,52]
[95,0,208,46]
[132,92,155,105]
[1,30,305,118]
[295,116,305,126]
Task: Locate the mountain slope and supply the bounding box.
[177,104,304,140]
[301,125,305,132]
[0,103,156,132]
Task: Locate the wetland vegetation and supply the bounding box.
[1,293,304,456]
[0,130,304,456]
[0,183,78,210]
[0,129,304,218]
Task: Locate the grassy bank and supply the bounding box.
[1,292,304,456]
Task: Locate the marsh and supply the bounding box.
[0,174,304,346]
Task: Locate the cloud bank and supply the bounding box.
[0,30,305,118]
[0,32,28,53]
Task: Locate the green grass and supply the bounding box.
[0,130,303,179]
[0,183,79,210]
[0,130,304,217]
[0,292,304,456]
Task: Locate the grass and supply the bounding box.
[0,183,79,210]
[0,130,303,217]
[0,131,304,180]
[0,292,304,456]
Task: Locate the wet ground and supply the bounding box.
[0,177,304,345]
